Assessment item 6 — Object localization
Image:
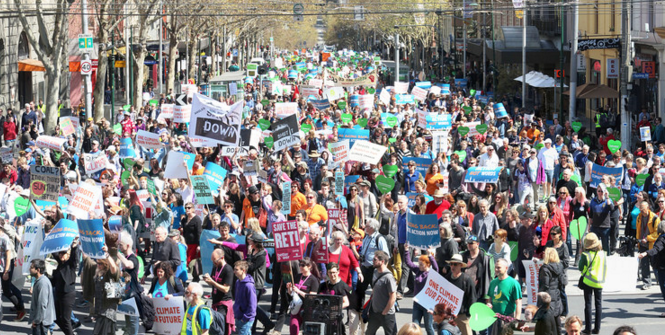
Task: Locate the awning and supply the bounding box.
[563,83,598,97]
[514,71,568,88]
[578,84,619,99]
[466,27,561,64]
[19,59,45,72]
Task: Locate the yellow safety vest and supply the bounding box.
[595,113,602,128]
[180,302,212,335]
[582,250,607,289]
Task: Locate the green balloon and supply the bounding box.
[454,150,467,162]
[341,113,353,124]
[375,175,395,194]
[475,124,488,135]
[14,197,30,217]
[264,136,274,149]
[607,139,622,154]
[386,116,398,128]
[570,216,588,241]
[458,126,470,136]
[258,119,271,131]
[383,165,399,178]
[357,118,368,128]
[636,173,648,187]
[368,87,376,94]
[469,302,497,331]
[572,121,583,133]
[122,104,132,111]
[301,124,313,133]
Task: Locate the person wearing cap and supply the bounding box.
[404,160,423,193]
[461,235,492,307]
[538,138,559,201]
[578,232,607,335]
[443,254,475,335]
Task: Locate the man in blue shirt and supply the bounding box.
[395,195,410,298]
[404,160,422,192]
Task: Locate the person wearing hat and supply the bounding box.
[291,161,311,190]
[424,189,451,220]
[460,234,492,308]
[307,149,325,183]
[444,254,475,335]
[245,232,275,334]
[121,110,135,137]
[578,232,607,335]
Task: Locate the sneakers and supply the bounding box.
[396,293,403,300]
[642,283,651,290]
[15,310,26,321]
[76,300,90,308]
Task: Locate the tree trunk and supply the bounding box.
[187,34,196,82]
[44,66,61,133]
[132,46,147,107]
[93,28,109,123]
[166,32,178,94]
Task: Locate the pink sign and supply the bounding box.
[273,220,302,262]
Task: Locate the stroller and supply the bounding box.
[616,235,638,257]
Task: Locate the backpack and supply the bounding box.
[208,308,227,335]
[139,294,156,331]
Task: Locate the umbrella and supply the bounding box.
[514,71,568,88]
[578,84,620,99]
[563,83,598,97]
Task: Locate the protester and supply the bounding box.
[365,250,397,335]
[579,233,607,335]
[29,259,55,335]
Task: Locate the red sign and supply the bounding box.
[554,69,565,78]
[31,180,46,196]
[328,209,348,230]
[643,61,656,78]
[593,61,601,72]
[312,238,329,264]
[273,220,302,262]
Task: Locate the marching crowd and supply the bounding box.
[0,49,655,335]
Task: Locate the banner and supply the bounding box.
[441,84,451,96]
[324,87,344,101]
[406,212,441,249]
[66,182,100,218]
[281,182,292,215]
[40,219,80,255]
[418,110,452,130]
[153,296,185,335]
[348,140,388,165]
[200,229,221,276]
[77,219,106,259]
[358,94,374,109]
[273,220,302,262]
[338,128,369,147]
[119,138,136,158]
[189,175,214,204]
[329,140,350,168]
[328,209,348,230]
[395,94,415,105]
[272,114,301,151]
[327,69,378,87]
[301,85,320,99]
[60,117,76,136]
[83,153,109,175]
[275,102,299,118]
[413,269,464,315]
[108,215,123,233]
[464,167,503,183]
[522,259,543,305]
[407,192,433,208]
[220,129,260,157]
[36,135,66,151]
[203,162,227,196]
[164,151,196,179]
[173,105,192,123]
[21,221,44,275]
[589,163,623,188]
[311,99,331,110]
[30,165,61,202]
[190,93,242,146]
[394,82,409,94]
[429,85,442,96]
[136,130,163,150]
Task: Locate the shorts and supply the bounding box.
[545,169,554,183]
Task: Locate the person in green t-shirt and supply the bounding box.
[486,258,523,335]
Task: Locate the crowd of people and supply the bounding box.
[0,48,655,335]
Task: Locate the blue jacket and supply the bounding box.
[648,181,665,201]
[233,274,257,322]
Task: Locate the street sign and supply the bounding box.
[354,6,365,21]
[78,34,93,51]
[554,69,565,78]
[294,14,303,21]
[81,59,92,76]
[114,60,126,68]
[175,93,188,106]
[293,3,304,14]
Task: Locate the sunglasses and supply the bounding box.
[307,196,315,199]
[185,206,193,209]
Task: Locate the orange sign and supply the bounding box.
[643,61,656,78]
[322,52,331,62]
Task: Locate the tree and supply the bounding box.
[128,0,161,107]
[163,0,193,94]
[13,0,71,133]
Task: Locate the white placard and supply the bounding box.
[394,82,409,94]
[36,136,66,151]
[413,269,464,315]
[522,259,543,306]
[21,221,44,275]
[152,296,185,334]
[173,105,192,123]
[136,130,163,150]
[189,93,242,146]
[324,87,344,101]
[329,139,350,168]
[160,104,174,119]
[640,126,651,142]
[348,140,388,165]
[83,153,110,174]
[66,183,100,219]
[164,151,189,179]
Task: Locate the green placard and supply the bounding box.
[14,197,30,217]
[149,99,158,107]
[147,179,157,197]
[383,165,399,178]
[386,116,398,128]
[457,126,470,136]
[121,170,131,186]
[258,119,271,131]
[338,101,347,110]
[113,124,122,135]
[341,113,353,123]
[376,175,395,194]
[264,136,274,149]
[571,122,583,133]
[607,140,622,154]
[608,187,622,202]
[454,150,467,162]
[122,104,131,111]
[636,173,648,187]
[301,124,313,133]
[462,106,472,114]
[475,124,488,135]
[357,118,368,128]
[124,158,136,170]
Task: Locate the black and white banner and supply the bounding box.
[272,114,301,151]
[189,93,242,146]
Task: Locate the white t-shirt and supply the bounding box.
[538,147,558,170]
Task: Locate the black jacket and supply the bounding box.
[647,233,665,271]
[534,307,560,335]
[51,246,80,294]
[150,239,181,273]
[538,262,566,317]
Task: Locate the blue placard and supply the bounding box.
[338,128,370,147]
[35,200,55,213]
[311,99,331,110]
[406,212,441,249]
[589,163,623,188]
[415,81,432,89]
[281,181,292,215]
[454,78,468,87]
[441,84,451,95]
[77,219,106,259]
[406,192,434,208]
[395,94,415,105]
[295,62,306,69]
[119,138,136,158]
[349,94,360,108]
[464,167,503,183]
[203,162,227,196]
[40,219,80,255]
[477,95,489,104]
[345,175,361,193]
[335,171,345,196]
[200,229,222,275]
[108,215,122,233]
[402,157,432,176]
[633,73,649,79]
[494,103,508,118]
[288,70,298,79]
[58,196,69,212]
[424,113,452,129]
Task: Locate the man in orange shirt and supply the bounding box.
[302,191,328,225]
[289,183,307,219]
[525,122,540,144]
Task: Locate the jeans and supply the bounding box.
[412,303,435,335]
[583,286,603,333]
[236,318,255,335]
[0,262,24,311]
[639,244,652,285]
[123,315,139,335]
[33,323,50,335]
[566,226,574,257]
[365,310,397,335]
[609,217,619,253]
[590,227,610,254]
[656,269,665,302]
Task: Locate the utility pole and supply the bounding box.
[81,0,92,118]
[568,0,579,122]
[395,32,400,84]
[522,5,527,108]
[158,0,163,94]
[620,0,631,148]
[559,0,564,120]
[111,29,115,122]
[463,23,467,78]
[482,12,486,92]
[124,3,129,108]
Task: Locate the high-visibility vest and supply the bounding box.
[180,302,212,335]
[595,113,602,128]
[582,250,607,289]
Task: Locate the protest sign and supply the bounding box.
[21,221,43,275]
[77,219,106,259]
[395,94,415,105]
[394,82,409,94]
[348,140,388,165]
[275,102,299,118]
[36,136,66,151]
[173,105,192,123]
[83,153,109,175]
[281,182,292,215]
[200,229,221,275]
[640,127,651,142]
[431,130,450,156]
[119,138,136,158]
[324,87,344,101]
[60,117,76,136]
[429,85,442,96]
[118,297,140,317]
[164,151,195,179]
[220,129,260,157]
[328,209,348,231]
[66,183,100,218]
[40,219,79,255]
[272,114,301,151]
[412,86,428,102]
[413,269,464,315]
[309,78,323,88]
[136,130,163,150]
[191,175,214,205]
[335,171,344,196]
[0,147,12,164]
[327,69,378,87]
[30,165,61,202]
[494,103,508,118]
[153,296,185,335]
[406,212,441,249]
[329,140,350,168]
[301,85,320,98]
[604,255,639,292]
[160,104,174,119]
[589,164,623,188]
[337,128,369,147]
[311,99,331,110]
[357,94,374,110]
[522,259,543,305]
[379,88,391,106]
[109,215,122,233]
[189,94,242,146]
[418,111,452,130]
[273,220,302,262]
[464,167,503,183]
[203,162,227,196]
[402,157,431,176]
[406,192,433,208]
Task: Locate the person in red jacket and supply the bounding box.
[3,114,17,146]
[544,196,568,246]
[425,189,451,220]
[0,163,17,185]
